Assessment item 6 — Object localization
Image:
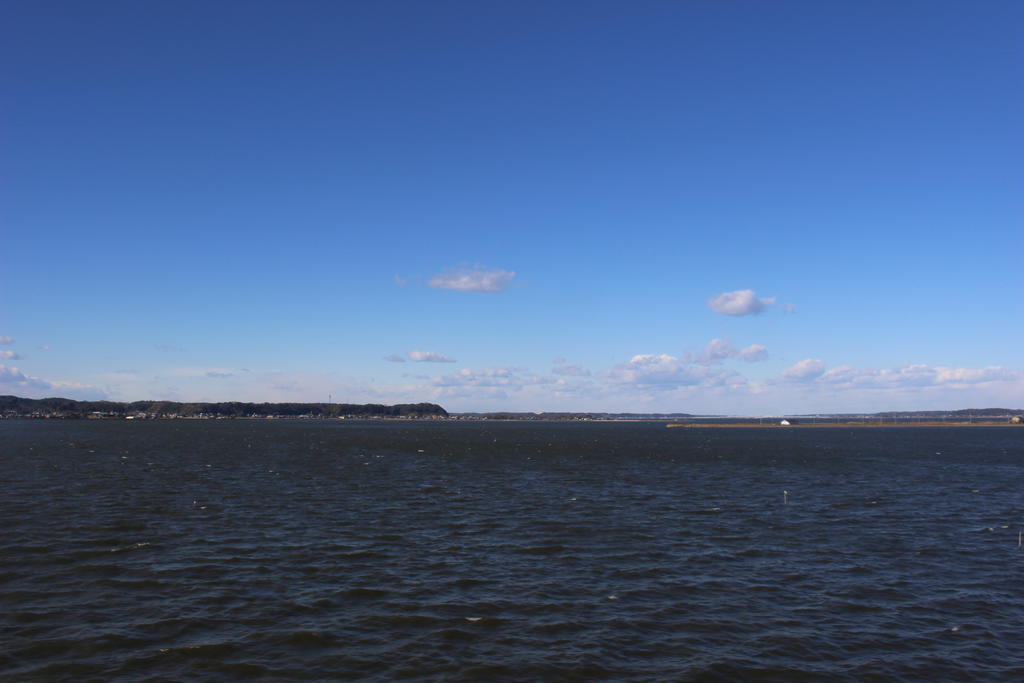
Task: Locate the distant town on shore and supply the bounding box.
[1,395,1021,423]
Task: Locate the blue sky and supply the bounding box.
[2,1,1021,413]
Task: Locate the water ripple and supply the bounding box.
[1,420,1022,680]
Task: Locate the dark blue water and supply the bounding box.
[2,420,1022,681]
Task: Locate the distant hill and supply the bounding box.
[0,395,447,419]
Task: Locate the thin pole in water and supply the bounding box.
[783,490,789,505]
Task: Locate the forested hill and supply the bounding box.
[0,395,447,419]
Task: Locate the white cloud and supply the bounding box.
[0,350,21,360]
[38,345,50,351]
[0,336,13,345]
[408,349,457,363]
[428,265,515,293]
[694,339,769,365]
[781,358,827,381]
[394,274,408,287]
[384,354,407,363]
[707,289,776,316]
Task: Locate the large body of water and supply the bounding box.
[2,420,1022,681]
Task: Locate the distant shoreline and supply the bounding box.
[666,421,1020,429]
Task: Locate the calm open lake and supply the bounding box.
[2,420,1021,681]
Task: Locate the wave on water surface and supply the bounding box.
[1,420,1022,680]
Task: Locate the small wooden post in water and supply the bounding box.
[783,490,789,505]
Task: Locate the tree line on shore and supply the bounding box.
[0,395,448,418]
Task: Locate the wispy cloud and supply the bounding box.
[606,354,739,389]
[737,345,769,362]
[694,338,769,365]
[0,350,21,360]
[165,367,245,379]
[552,357,591,376]
[428,265,515,293]
[408,349,457,363]
[780,360,1021,390]
[707,289,776,316]
[0,336,13,345]
[0,364,105,399]
[553,363,591,377]
[434,367,529,387]
[781,358,827,381]
[0,364,51,390]
[384,353,407,363]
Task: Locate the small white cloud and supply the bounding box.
[0,350,21,360]
[781,359,827,381]
[394,274,408,287]
[707,289,776,316]
[783,303,797,314]
[408,349,457,363]
[0,336,13,345]
[428,265,515,293]
[553,356,567,365]
[384,354,407,363]
[38,345,50,351]
[205,371,235,378]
